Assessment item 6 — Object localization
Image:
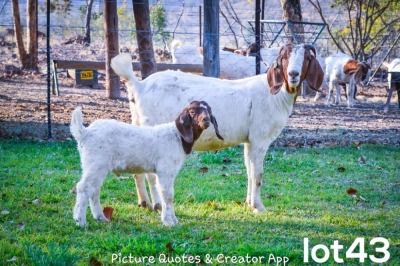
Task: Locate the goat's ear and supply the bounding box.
[267,61,284,95]
[306,55,324,91]
[354,63,368,83]
[175,109,194,144]
[210,115,224,140]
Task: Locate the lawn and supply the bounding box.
[0,141,399,265]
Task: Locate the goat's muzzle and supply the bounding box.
[199,117,211,129]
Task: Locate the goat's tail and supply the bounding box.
[70,107,86,142]
[110,53,140,90]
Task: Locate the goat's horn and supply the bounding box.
[305,44,316,56]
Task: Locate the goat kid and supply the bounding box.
[111,43,324,213]
[325,53,371,107]
[70,101,221,227]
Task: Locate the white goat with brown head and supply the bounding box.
[111,43,324,214]
[70,101,221,227]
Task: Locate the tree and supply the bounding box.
[308,0,400,60]
[12,0,39,70]
[104,0,120,99]
[83,0,94,45]
[132,0,157,79]
[280,0,304,43]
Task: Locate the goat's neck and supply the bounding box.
[272,85,297,116]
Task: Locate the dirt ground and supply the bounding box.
[0,71,399,147]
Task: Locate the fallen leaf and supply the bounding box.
[359,195,369,202]
[17,222,25,230]
[166,242,175,252]
[89,257,102,266]
[103,207,114,221]
[202,236,214,242]
[32,199,41,205]
[337,166,346,172]
[358,156,366,164]
[7,256,17,262]
[222,158,232,163]
[380,200,387,208]
[346,187,358,196]
[1,210,10,215]
[199,167,209,173]
[207,201,220,209]
[265,194,276,199]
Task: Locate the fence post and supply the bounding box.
[203,0,219,78]
[104,0,120,99]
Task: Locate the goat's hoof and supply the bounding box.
[252,205,267,213]
[153,203,162,212]
[96,215,109,223]
[162,215,178,227]
[74,218,86,227]
[138,200,153,210]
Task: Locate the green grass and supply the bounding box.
[0,141,399,265]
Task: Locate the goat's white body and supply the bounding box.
[384,58,400,112]
[70,108,186,226]
[171,40,202,65]
[170,41,275,79]
[112,52,299,212]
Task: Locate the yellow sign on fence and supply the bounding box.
[80,70,94,80]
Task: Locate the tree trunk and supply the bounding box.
[203,0,219,78]
[27,0,38,69]
[104,0,120,99]
[280,0,304,43]
[132,0,157,79]
[84,0,94,45]
[12,0,39,70]
[11,0,27,62]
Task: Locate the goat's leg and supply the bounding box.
[247,143,268,213]
[147,173,162,211]
[334,83,341,105]
[347,82,354,108]
[74,170,106,227]
[134,174,152,209]
[155,173,178,226]
[325,82,334,107]
[89,181,108,222]
[244,143,252,206]
[384,82,395,113]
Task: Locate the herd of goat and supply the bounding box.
[70,42,399,227]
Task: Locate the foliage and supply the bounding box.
[308,0,400,61]
[150,5,170,45]
[0,141,399,265]
[40,0,73,16]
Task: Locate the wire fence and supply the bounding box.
[0,0,399,140]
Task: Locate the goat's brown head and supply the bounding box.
[267,43,324,95]
[343,60,371,85]
[175,101,223,154]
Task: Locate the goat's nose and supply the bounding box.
[203,116,211,125]
[289,70,299,78]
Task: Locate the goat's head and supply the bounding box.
[343,60,371,85]
[175,101,223,154]
[267,43,324,95]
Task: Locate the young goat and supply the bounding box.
[70,101,222,227]
[111,43,324,213]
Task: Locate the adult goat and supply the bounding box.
[111,43,324,213]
